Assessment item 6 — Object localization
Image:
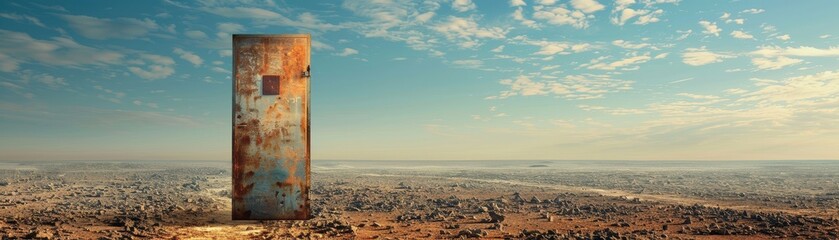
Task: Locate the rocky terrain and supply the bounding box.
[0,160,836,239]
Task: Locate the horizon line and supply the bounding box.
[2,159,839,162]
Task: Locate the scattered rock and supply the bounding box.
[488,211,506,223]
[26,228,53,240]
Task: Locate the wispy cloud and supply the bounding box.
[32,72,68,88]
[127,54,175,80]
[342,0,442,55]
[433,16,507,48]
[487,74,633,100]
[452,59,484,69]
[610,0,674,26]
[751,56,802,70]
[751,45,839,57]
[570,0,605,13]
[451,0,476,12]
[612,40,650,49]
[533,5,591,29]
[0,13,46,27]
[184,30,208,39]
[699,20,721,36]
[681,47,734,66]
[336,48,359,57]
[173,48,203,66]
[730,30,754,39]
[579,104,647,115]
[512,7,538,29]
[93,85,126,104]
[741,8,765,14]
[0,30,124,72]
[511,35,592,56]
[747,45,839,70]
[60,14,160,40]
[580,53,652,71]
[201,5,342,31]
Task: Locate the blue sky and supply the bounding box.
[1,0,838,161]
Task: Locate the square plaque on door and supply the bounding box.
[262,75,280,95]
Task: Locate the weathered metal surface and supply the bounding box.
[232,34,310,220]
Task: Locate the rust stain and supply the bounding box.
[232,34,311,220]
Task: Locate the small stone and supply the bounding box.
[27,229,53,240]
[488,211,506,223]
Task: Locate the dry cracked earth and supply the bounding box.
[0,160,837,239]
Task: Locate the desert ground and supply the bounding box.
[0,160,837,239]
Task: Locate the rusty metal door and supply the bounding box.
[232,34,310,220]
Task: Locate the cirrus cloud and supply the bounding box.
[59,14,160,40]
[682,47,734,66]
